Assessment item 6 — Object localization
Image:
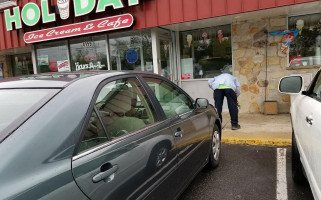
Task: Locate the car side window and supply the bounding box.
[95,77,157,140]
[311,72,321,100]
[78,110,107,153]
[143,77,194,118]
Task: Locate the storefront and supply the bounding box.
[0,0,321,113]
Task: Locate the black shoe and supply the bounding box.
[231,124,241,130]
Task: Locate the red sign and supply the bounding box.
[58,61,68,69]
[49,59,57,72]
[289,56,302,65]
[181,73,191,79]
[23,14,133,44]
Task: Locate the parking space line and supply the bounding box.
[276,148,288,200]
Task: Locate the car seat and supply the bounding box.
[100,85,146,138]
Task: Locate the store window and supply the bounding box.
[36,41,69,73]
[11,53,33,76]
[70,36,108,71]
[180,25,232,79]
[109,30,153,72]
[289,13,321,67]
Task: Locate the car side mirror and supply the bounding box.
[279,76,303,94]
[195,98,209,111]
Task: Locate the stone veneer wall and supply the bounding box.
[232,17,319,114]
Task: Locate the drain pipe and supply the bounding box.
[264,29,268,102]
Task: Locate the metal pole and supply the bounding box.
[264,30,268,102]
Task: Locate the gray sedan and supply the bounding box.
[0,71,221,200]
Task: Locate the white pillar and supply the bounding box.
[151,28,161,74]
[174,31,182,87]
[31,45,37,74]
[106,35,111,70]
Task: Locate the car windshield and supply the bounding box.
[0,89,59,143]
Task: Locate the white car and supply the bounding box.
[279,69,321,200]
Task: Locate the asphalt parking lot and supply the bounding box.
[179,144,313,200]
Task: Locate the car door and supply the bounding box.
[71,75,178,200]
[293,70,321,196]
[141,76,211,196]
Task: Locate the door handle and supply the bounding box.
[92,164,118,183]
[306,115,313,125]
[174,128,184,138]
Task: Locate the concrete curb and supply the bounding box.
[222,137,291,147]
[220,113,292,147]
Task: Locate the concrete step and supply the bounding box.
[221,112,292,146]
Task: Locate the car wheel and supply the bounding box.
[147,141,170,172]
[155,147,168,168]
[207,124,221,169]
[292,130,306,183]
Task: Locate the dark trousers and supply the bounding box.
[214,89,238,126]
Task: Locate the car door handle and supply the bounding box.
[306,115,313,125]
[92,164,118,183]
[174,128,184,138]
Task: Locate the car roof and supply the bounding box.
[0,71,156,89]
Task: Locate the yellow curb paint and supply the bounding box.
[222,137,291,146]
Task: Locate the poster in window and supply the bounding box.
[146,62,153,72]
[57,60,70,72]
[38,55,49,66]
[181,58,194,79]
[49,59,58,72]
[126,49,138,64]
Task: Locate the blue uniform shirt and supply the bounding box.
[208,73,241,96]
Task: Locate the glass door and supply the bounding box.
[109,30,153,72]
[160,38,173,81]
[11,53,33,76]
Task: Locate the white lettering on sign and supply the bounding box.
[82,41,94,48]
[45,27,82,37]
[26,33,44,40]
[4,0,141,31]
[97,17,126,28]
[23,14,134,43]
[75,61,105,71]
[83,23,95,30]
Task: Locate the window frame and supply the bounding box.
[35,40,69,73]
[287,13,321,68]
[306,70,321,102]
[73,74,162,157]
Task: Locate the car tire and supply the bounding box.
[206,124,221,169]
[292,131,306,183]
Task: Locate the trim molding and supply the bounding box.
[0,1,16,10]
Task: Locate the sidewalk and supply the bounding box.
[221,112,292,146]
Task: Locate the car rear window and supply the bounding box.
[0,89,59,143]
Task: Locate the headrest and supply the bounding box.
[107,89,132,113]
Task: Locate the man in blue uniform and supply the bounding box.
[208,71,241,130]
